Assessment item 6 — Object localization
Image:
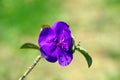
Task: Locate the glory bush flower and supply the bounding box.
[38,21,73,66]
[20,20,92,80]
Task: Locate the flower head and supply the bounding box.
[38,21,73,66]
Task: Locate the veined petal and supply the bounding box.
[40,44,59,63]
[38,28,57,62]
[51,21,71,36]
[40,47,57,62]
[38,28,56,47]
[58,49,73,66]
[60,30,73,51]
[41,42,57,55]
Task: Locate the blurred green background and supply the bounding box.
[0,0,120,80]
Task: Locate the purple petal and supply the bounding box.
[58,49,73,66]
[38,28,56,47]
[40,45,60,63]
[51,21,71,36]
[40,47,57,62]
[41,42,57,55]
[38,28,58,62]
[59,30,73,51]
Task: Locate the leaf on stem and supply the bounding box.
[75,46,92,68]
[20,43,40,50]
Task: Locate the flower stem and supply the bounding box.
[19,55,42,80]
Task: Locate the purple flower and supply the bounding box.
[38,21,73,66]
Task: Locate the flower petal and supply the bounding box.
[58,49,73,66]
[41,42,57,55]
[40,44,59,63]
[38,28,58,62]
[38,28,56,47]
[51,21,71,37]
[60,30,73,51]
[40,47,57,62]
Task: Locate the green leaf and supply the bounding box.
[75,46,92,68]
[20,43,40,50]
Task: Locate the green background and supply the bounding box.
[0,0,120,80]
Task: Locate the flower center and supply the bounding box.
[57,42,62,47]
[53,37,65,48]
[57,38,65,48]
